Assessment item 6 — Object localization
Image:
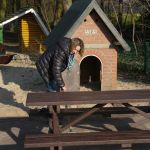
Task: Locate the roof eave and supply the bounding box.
[92,0,131,51]
[66,0,95,37]
[66,0,130,51]
[31,9,49,36]
[0,8,49,36]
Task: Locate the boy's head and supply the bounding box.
[70,38,84,56]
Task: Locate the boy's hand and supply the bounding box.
[61,86,67,92]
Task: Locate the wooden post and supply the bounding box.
[144,42,150,74]
[50,106,61,134]
[50,146,63,150]
[58,146,63,150]
[48,105,61,133]
[50,146,54,150]
[121,143,132,149]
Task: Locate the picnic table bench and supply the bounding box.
[24,89,150,150]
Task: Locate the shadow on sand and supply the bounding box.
[0,65,46,113]
[0,117,48,150]
[0,114,150,150]
[0,115,150,150]
[0,88,28,112]
[0,65,46,91]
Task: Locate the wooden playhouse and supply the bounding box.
[0,8,49,54]
[44,0,131,91]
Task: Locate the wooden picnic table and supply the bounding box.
[25,89,150,150]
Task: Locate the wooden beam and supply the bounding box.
[61,104,106,132]
[123,103,150,120]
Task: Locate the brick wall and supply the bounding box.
[71,12,117,91]
[76,49,117,91]
[72,13,111,45]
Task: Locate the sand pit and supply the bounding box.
[0,53,150,117]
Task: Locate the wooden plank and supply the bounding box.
[26,90,150,106]
[123,103,150,120]
[24,131,150,148]
[60,106,150,115]
[50,146,54,150]
[121,143,132,148]
[29,106,150,117]
[50,106,61,134]
[25,131,150,139]
[58,146,63,150]
[61,104,105,132]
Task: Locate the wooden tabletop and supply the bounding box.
[26,89,150,106]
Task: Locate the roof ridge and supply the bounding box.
[44,0,130,51]
[0,8,49,36]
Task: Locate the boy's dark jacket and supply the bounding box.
[36,37,71,88]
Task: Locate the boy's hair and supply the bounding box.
[70,38,84,56]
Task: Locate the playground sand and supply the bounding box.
[0,57,150,117]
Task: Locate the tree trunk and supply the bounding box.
[0,0,7,21]
[34,0,64,31]
[118,0,123,29]
[129,1,138,55]
[110,0,122,35]
[15,0,21,11]
[62,0,72,14]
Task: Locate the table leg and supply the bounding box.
[49,106,63,150]
[49,117,53,133]
[121,143,132,149]
[48,106,53,133]
[50,146,63,150]
[48,105,61,134]
[58,146,63,150]
[50,146,54,150]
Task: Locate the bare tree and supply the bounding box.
[34,0,72,31]
[129,0,138,55]
[62,0,72,14]
[110,0,123,35]
[0,0,7,21]
[118,0,123,28]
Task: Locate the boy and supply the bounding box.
[36,37,84,92]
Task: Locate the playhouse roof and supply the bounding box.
[0,8,49,36]
[44,0,130,51]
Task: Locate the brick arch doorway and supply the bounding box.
[80,56,101,91]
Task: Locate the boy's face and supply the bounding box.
[71,45,81,55]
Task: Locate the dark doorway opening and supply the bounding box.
[80,56,101,91]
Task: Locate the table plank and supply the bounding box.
[26,90,150,106]
[25,131,150,148]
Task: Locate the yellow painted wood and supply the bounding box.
[19,13,46,53]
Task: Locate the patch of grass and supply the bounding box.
[118,42,150,83]
[118,51,144,73]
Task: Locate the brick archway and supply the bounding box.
[80,56,101,91]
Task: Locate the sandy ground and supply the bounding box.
[0,54,150,149]
[0,115,150,150]
[0,53,49,117]
[0,54,150,117]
